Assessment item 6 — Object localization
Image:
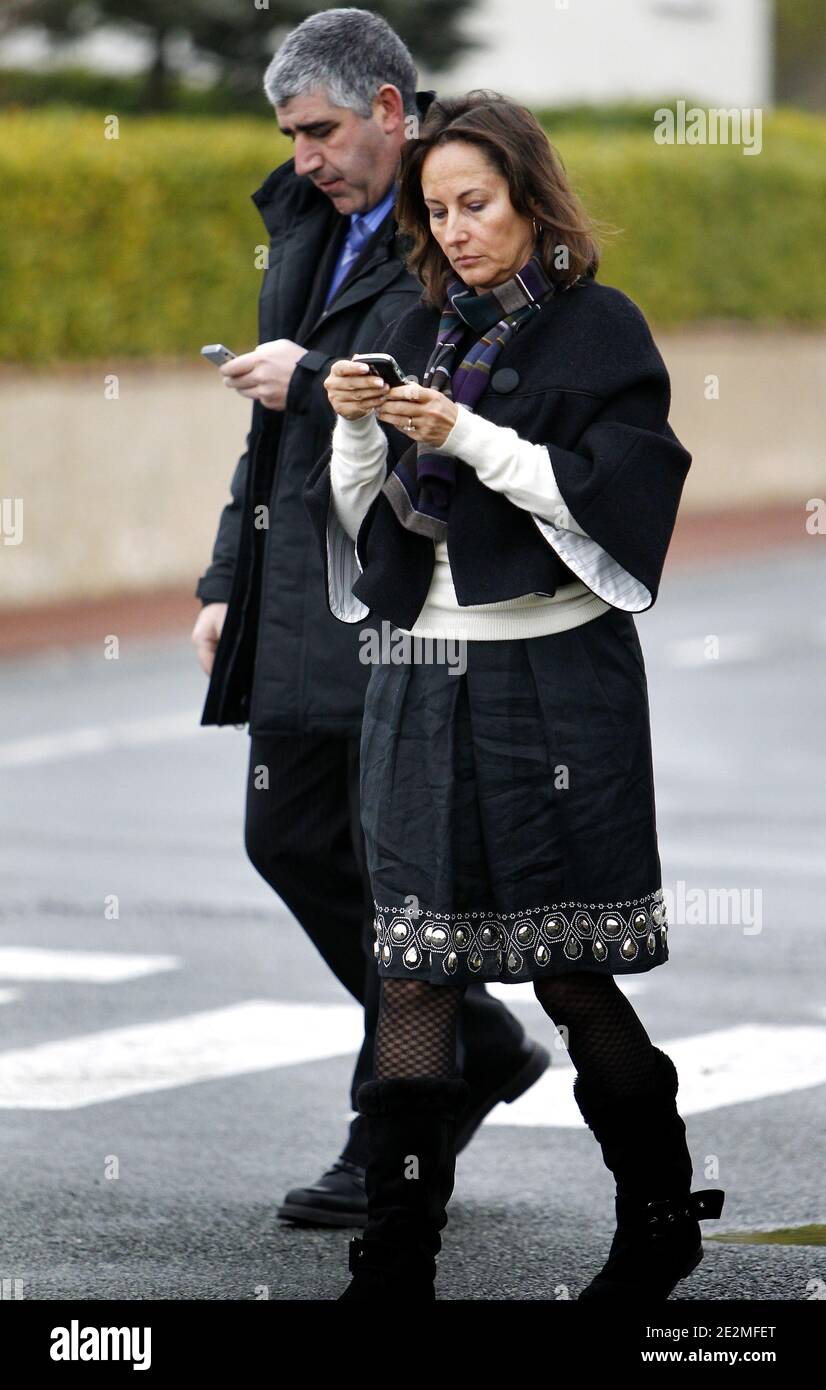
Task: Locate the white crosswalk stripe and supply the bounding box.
[0,947,180,983]
[486,1023,826,1126]
[0,1001,364,1109]
[0,993,823,1118]
[486,980,646,1003]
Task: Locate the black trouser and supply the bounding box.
[244,731,527,1163]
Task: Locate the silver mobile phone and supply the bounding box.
[201,344,237,366]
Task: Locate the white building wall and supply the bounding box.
[420,0,773,110]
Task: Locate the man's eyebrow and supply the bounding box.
[423,187,489,204]
[278,119,337,136]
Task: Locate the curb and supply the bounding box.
[0,503,810,658]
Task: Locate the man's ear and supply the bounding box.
[373,83,405,133]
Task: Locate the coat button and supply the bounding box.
[491,368,519,393]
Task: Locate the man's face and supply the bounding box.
[275,87,402,216]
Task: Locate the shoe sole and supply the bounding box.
[277,1202,367,1229]
[455,1040,552,1154]
[579,1246,705,1300]
[675,1246,704,1285]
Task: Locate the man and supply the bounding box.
[192,8,549,1227]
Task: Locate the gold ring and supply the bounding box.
[407,418,414,432]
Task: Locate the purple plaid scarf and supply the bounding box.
[381,252,555,540]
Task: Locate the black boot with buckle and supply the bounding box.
[572,1046,725,1301]
[338,1074,470,1301]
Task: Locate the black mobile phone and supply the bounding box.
[351,352,408,386]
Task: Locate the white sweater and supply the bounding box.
[327,405,649,640]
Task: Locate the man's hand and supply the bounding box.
[220,340,306,410]
[191,602,228,676]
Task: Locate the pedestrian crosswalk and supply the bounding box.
[0,1000,364,1109]
[0,946,180,983]
[0,949,823,1119]
[486,1023,826,1127]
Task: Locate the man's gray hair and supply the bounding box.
[263,7,418,119]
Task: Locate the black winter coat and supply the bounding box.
[196,91,436,734]
[303,277,692,633]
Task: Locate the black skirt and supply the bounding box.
[359,606,669,986]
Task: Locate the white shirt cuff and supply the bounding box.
[440,404,589,537]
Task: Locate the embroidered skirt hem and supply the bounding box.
[372,889,668,984]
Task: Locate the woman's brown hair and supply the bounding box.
[396,90,600,307]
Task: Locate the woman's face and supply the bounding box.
[420,139,536,292]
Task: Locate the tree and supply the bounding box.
[1,1,482,110]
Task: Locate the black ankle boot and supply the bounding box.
[338,1074,470,1301]
[572,1047,725,1301]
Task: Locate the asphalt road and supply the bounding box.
[0,541,824,1302]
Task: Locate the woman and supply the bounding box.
[303,91,725,1302]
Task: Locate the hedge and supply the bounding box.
[1,106,825,364]
[0,65,272,118]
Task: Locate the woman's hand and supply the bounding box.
[377,381,459,448]
[324,358,390,419]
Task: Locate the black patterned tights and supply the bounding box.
[374,978,466,1079]
[373,971,661,1092]
[533,972,661,1093]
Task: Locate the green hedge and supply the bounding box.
[2,106,825,365]
[0,65,272,117]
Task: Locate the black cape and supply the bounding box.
[303,276,692,632]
